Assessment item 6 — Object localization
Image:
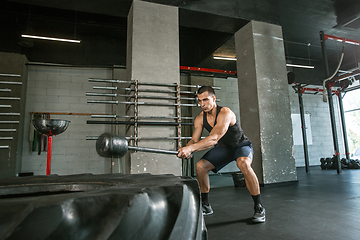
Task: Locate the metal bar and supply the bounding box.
[92,86,195,95]
[338,66,360,75]
[87,99,198,107]
[86,136,196,140]
[134,80,138,147]
[26,61,126,69]
[0,81,22,85]
[108,101,173,106]
[88,100,119,104]
[0,74,21,77]
[298,86,310,172]
[117,88,179,94]
[338,93,350,160]
[29,112,106,116]
[0,89,11,92]
[90,78,181,87]
[126,137,180,140]
[301,87,337,93]
[180,66,237,75]
[342,84,360,93]
[320,31,341,174]
[137,94,177,100]
[86,92,117,97]
[137,95,178,100]
[86,120,193,126]
[86,136,99,140]
[89,78,129,84]
[177,83,181,149]
[91,114,117,118]
[179,84,221,90]
[47,136,53,175]
[0,146,10,149]
[87,92,179,100]
[181,103,199,107]
[345,107,360,113]
[324,34,360,46]
[91,115,192,120]
[86,136,180,140]
[0,97,21,100]
[0,137,13,140]
[91,86,218,96]
[138,82,177,87]
[326,70,360,84]
[180,97,197,101]
[0,129,16,132]
[128,145,178,155]
[93,86,118,90]
[326,85,342,173]
[180,90,196,94]
[0,105,11,108]
[0,113,20,116]
[0,121,19,124]
[138,89,177,93]
[91,81,221,90]
[87,93,215,102]
[320,31,331,80]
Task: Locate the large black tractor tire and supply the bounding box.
[0,173,207,240]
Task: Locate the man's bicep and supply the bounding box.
[209,112,232,139]
[191,116,203,142]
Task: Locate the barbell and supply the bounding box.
[96,133,182,158]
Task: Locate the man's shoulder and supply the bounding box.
[218,107,237,123]
[219,106,234,115]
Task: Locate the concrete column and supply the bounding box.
[235,21,297,185]
[126,0,181,175]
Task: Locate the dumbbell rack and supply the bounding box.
[0,71,24,178]
[86,78,204,148]
[86,77,221,176]
[0,73,21,151]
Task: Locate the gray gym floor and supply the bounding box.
[205,167,360,240]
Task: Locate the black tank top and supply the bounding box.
[203,105,249,148]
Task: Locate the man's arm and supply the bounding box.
[177,113,203,158]
[186,114,203,146]
[177,108,234,158]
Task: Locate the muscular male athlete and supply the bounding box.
[177,86,265,223]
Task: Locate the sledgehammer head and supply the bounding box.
[96,133,128,158]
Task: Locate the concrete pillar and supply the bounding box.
[126,0,181,175]
[235,21,297,185]
[0,52,28,178]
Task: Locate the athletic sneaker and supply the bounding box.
[202,202,213,216]
[252,204,266,223]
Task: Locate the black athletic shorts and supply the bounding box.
[201,141,253,173]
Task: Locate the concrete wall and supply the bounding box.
[21,65,115,175]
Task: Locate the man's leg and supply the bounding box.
[236,157,260,195]
[236,157,266,223]
[196,159,215,215]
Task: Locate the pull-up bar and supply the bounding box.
[324,34,360,46]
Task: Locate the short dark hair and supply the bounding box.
[197,86,215,96]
